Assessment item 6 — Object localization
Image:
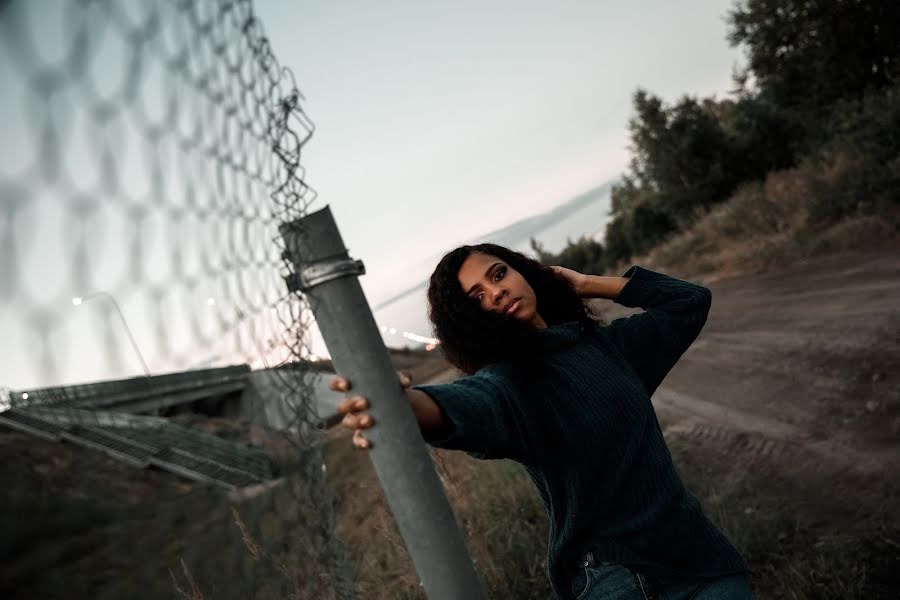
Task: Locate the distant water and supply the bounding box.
[373,182,614,345]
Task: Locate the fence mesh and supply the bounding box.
[0,1,359,598]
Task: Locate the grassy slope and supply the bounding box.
[635,166,899,281]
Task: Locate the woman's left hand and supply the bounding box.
[550,265,586,295]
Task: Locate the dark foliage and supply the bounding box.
[529,237,607,277]
[540,0,899,266]
[728,0,900,119]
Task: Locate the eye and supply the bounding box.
[494,267,506,281]
[475,292,485,302]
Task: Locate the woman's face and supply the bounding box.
[457,252,547,329]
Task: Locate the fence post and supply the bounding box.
[279,206,487,600]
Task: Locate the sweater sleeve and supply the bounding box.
[411,370,529,462]
[604,265,712,396]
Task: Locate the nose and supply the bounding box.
[490,285,506,307]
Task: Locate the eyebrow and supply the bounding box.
[466,262,503,297]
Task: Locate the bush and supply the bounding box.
[807,86,900,223]
[530,236,607,275]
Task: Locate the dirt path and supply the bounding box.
[605,246,900,531]
[652,249,898,478]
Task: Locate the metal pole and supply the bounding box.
[77,291,151,376]
[279,206,487,600]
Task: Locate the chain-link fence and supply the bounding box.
[0,1,359,597]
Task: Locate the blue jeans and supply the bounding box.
[570,561,752,600]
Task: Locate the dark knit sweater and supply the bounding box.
[413,265,747,600]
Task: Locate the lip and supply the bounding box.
[504,299,520,314]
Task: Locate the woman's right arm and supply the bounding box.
[332,370,530,461]
[331,372,445,449]
[602,265,712,396]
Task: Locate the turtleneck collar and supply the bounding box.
[532,320,587,352]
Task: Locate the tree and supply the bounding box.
[728,0,900,118]
[603,217,632,266]
[718,95,798,178]
[530,237,607,275]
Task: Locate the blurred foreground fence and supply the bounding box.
[0,1,358,597]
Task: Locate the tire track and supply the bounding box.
[655,387,894,480]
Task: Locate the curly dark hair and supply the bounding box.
[426,243,599,375]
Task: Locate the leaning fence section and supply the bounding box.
[0,1,357,598]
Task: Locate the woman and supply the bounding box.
[331,243,751,600]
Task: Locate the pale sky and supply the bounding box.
[254,0,742,301]
[1,0,743,389]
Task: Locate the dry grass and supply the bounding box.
[171,559,205,600]
[321,428,899,599]
[635,161,898,280]
[322,439,551,599]
[665,436,900,599]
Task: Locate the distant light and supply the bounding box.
[389,328,396,335]
[400,331,441,345]
[21,392,28,399]
[71,297,83,306]
[206,297,216,306]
